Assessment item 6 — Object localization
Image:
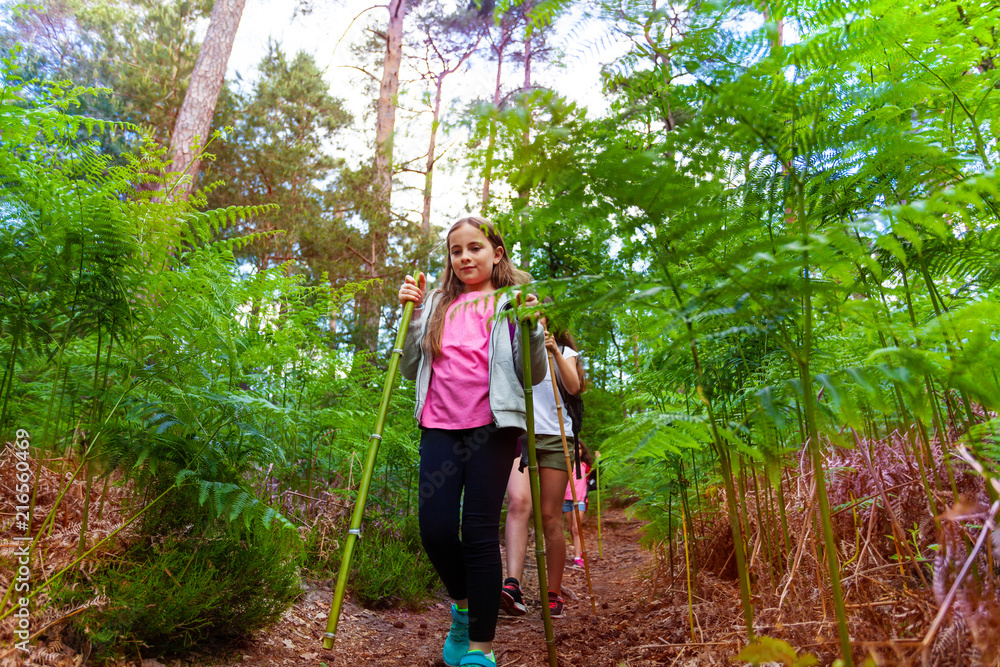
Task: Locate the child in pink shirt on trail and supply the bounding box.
[565,442,595,569]
[398,217,546,667]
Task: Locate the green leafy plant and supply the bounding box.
[52,483,301,656]
[475,0,1000,661]
[308,512,438,610]
[735,636,819,667]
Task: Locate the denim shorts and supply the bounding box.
[563,500,586,513]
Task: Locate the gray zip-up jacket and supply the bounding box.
[400,289,547,434]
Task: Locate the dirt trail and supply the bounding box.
[194,506,724,667]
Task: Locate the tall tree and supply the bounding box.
[479,9,519,211]
[204,44,353,277]
[412,2,485,235]
[514,0,537,271]
[4,0,212,147]
[374,0,407,222]
[477,1,556,216]
[347,0,409,354]
[166,0,247,200]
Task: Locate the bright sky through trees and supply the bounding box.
[226,0,618,232]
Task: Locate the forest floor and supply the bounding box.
[4,439,989,667]
[180,490,978,667]
[186,505,690,667]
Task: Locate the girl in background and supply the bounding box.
[500,312,585,619]
[565,441,595,569]
[399,217,546,667]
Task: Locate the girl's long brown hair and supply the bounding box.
[427,217,530,358]
[577,439,594,468]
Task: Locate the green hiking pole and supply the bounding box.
[322,300,415,650]
[523,322,559,667]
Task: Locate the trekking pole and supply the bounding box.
[523,322,559,667]
[322,300,415,650]
[547,352,598,616]
[596,457,603,557]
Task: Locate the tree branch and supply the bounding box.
[347,244,375,267]
[331,5,388,61]
[340,64,380,83]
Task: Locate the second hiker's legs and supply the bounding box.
[539,466,569,595]
[504,457,531,581]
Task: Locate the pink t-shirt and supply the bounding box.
[565,461,591,501]
[420,291,496,429]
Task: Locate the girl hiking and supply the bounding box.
[398,216,546,667]
[565,441,596,569]
[500,312,585,619]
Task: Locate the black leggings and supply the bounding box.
[418,425,517,642]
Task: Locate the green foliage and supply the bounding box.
[468,0,1000,652]
[53,484,301,656]
[577,385,624,447]
[204,42,357,281]
[0,53,429,657]
[489,0,1000,503]
[3,0,213,142]
[306,512,438,610]
[348,513,437,609]
[735,636,819,667]
[0,45,417,504]
[4,3,417,352]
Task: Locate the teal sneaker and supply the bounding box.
[442,604,470,667]
[459,650,496,666]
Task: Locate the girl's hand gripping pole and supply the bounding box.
[322,300,416,650]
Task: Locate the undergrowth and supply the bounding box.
[0,52,436,661]
[51,482,301,658]
[305,511,438,610]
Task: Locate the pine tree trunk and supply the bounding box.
[480,20,510,212]
[420,75,444,236]
[357,0,407,355]
[375,0,406,220]
[165,0,246,200]
[517,23,532,271]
